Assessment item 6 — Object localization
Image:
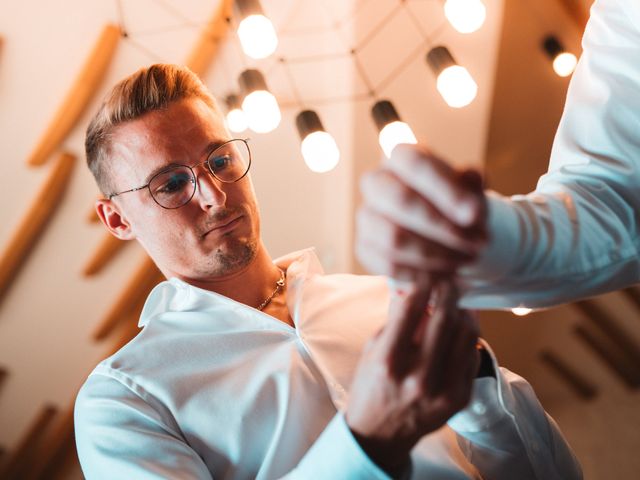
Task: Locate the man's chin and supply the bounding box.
[203,237,257,276]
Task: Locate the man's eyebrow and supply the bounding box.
[142,140,229,185]
[143,162,183,185]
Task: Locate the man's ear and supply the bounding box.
[95,199,135,240]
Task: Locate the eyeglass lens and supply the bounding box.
[148,139,250,209]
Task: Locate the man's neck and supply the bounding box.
[175,243,283,312]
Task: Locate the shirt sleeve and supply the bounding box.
[75,372,392,480]
[75,372,213,480]
[459,0,640,309]
[447,342,583,480]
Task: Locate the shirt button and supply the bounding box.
[471,401,487,415]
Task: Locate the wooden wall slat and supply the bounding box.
[82,234,127,276]
[27,24,120,167]
[540,350,598,400]
[621,287,640,311]
[574,300,640,365]
[23,404,76,480]
[184,0,234,77]
[0,152,75,304]
[574,325,640,388]
[554,0,589,31]
[92,256,164,341]
[0,404,58,479]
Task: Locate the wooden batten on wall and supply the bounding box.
[0,152,75,304]
[0,404,58,479]
[82,234,127,276]
[26,24,120,167]
[92,256,164,341]
[184,0,234,77]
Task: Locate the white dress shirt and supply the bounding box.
[75,249,581,479]
[462,0,640,309]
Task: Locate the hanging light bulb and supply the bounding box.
[444,0,486,34]
[295,110,340,173]
[512,307,533,316]
[224,94,248,133]
[235,0,278,59]
[371,100,417,158]
[427,46,478,108]
[239,69,281,134]
[542,35,577,78]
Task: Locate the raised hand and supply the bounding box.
[356,144,488,282]
[346,281,480,476]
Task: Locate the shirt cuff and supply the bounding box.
[460,191,521,283]
[447,377,508,433]
[292,413,392,480]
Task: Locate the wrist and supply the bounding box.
[348,428,413,479]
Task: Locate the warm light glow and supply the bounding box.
[242,90,281,133]
[553,52,577,77]
[437,65,478,108]
[237,14,278,59]
[226,108,248,133]
[300,131,340,173]
[512,307,533,316]
[444,0,486,34]
[378,121,417,158]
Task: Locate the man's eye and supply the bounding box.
[211,154,232,171]
[156,173,192,194]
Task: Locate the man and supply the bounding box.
[357,0,640,308]
[74,64,581,479]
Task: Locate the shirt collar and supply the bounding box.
[138,248,324,327]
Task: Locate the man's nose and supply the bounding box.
[194,165,227,209]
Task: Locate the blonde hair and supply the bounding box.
[85,64,221,195]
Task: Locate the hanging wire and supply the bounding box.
[281,58,305,109]
[115,0,128,36]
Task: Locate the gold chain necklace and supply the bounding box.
[257,268,285,311]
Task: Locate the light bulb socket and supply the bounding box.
[235,0,264,18]
[542,35,563,59]
[239,69,269,95]
[426,46,457,76]
[225,94,242,110]
[371,100,401,132]
[296,110,325,140]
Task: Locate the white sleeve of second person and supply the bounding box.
[460,0,640,309]
[447,343,583,480]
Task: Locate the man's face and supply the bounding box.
[101,97,261,280]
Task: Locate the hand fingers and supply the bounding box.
[360,170,485,256]
[380,283,433,379]
[441,311,480,410]
[384,144,486,229]
[419,282,461,392]
[356,209,475,275]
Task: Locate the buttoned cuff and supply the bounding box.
[447,377,508,433]
[460,191,521,283]
[292,413,392,480]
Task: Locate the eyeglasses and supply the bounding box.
[108,138,251,209]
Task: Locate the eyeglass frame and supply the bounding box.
[106,138,252,210]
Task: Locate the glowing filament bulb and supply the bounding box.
[296,110,340,173]
[437,65,478,108]
[427,46,478,108]
[543,36,577,78]
[371,100,418,158]
[444,0,487,34]
[239,69,281,134]
[237,14,278,59]
[224,94,248,133]
[553,52,577,77]
[379,121,418,158]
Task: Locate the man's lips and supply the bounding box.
[202,215,243,237]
